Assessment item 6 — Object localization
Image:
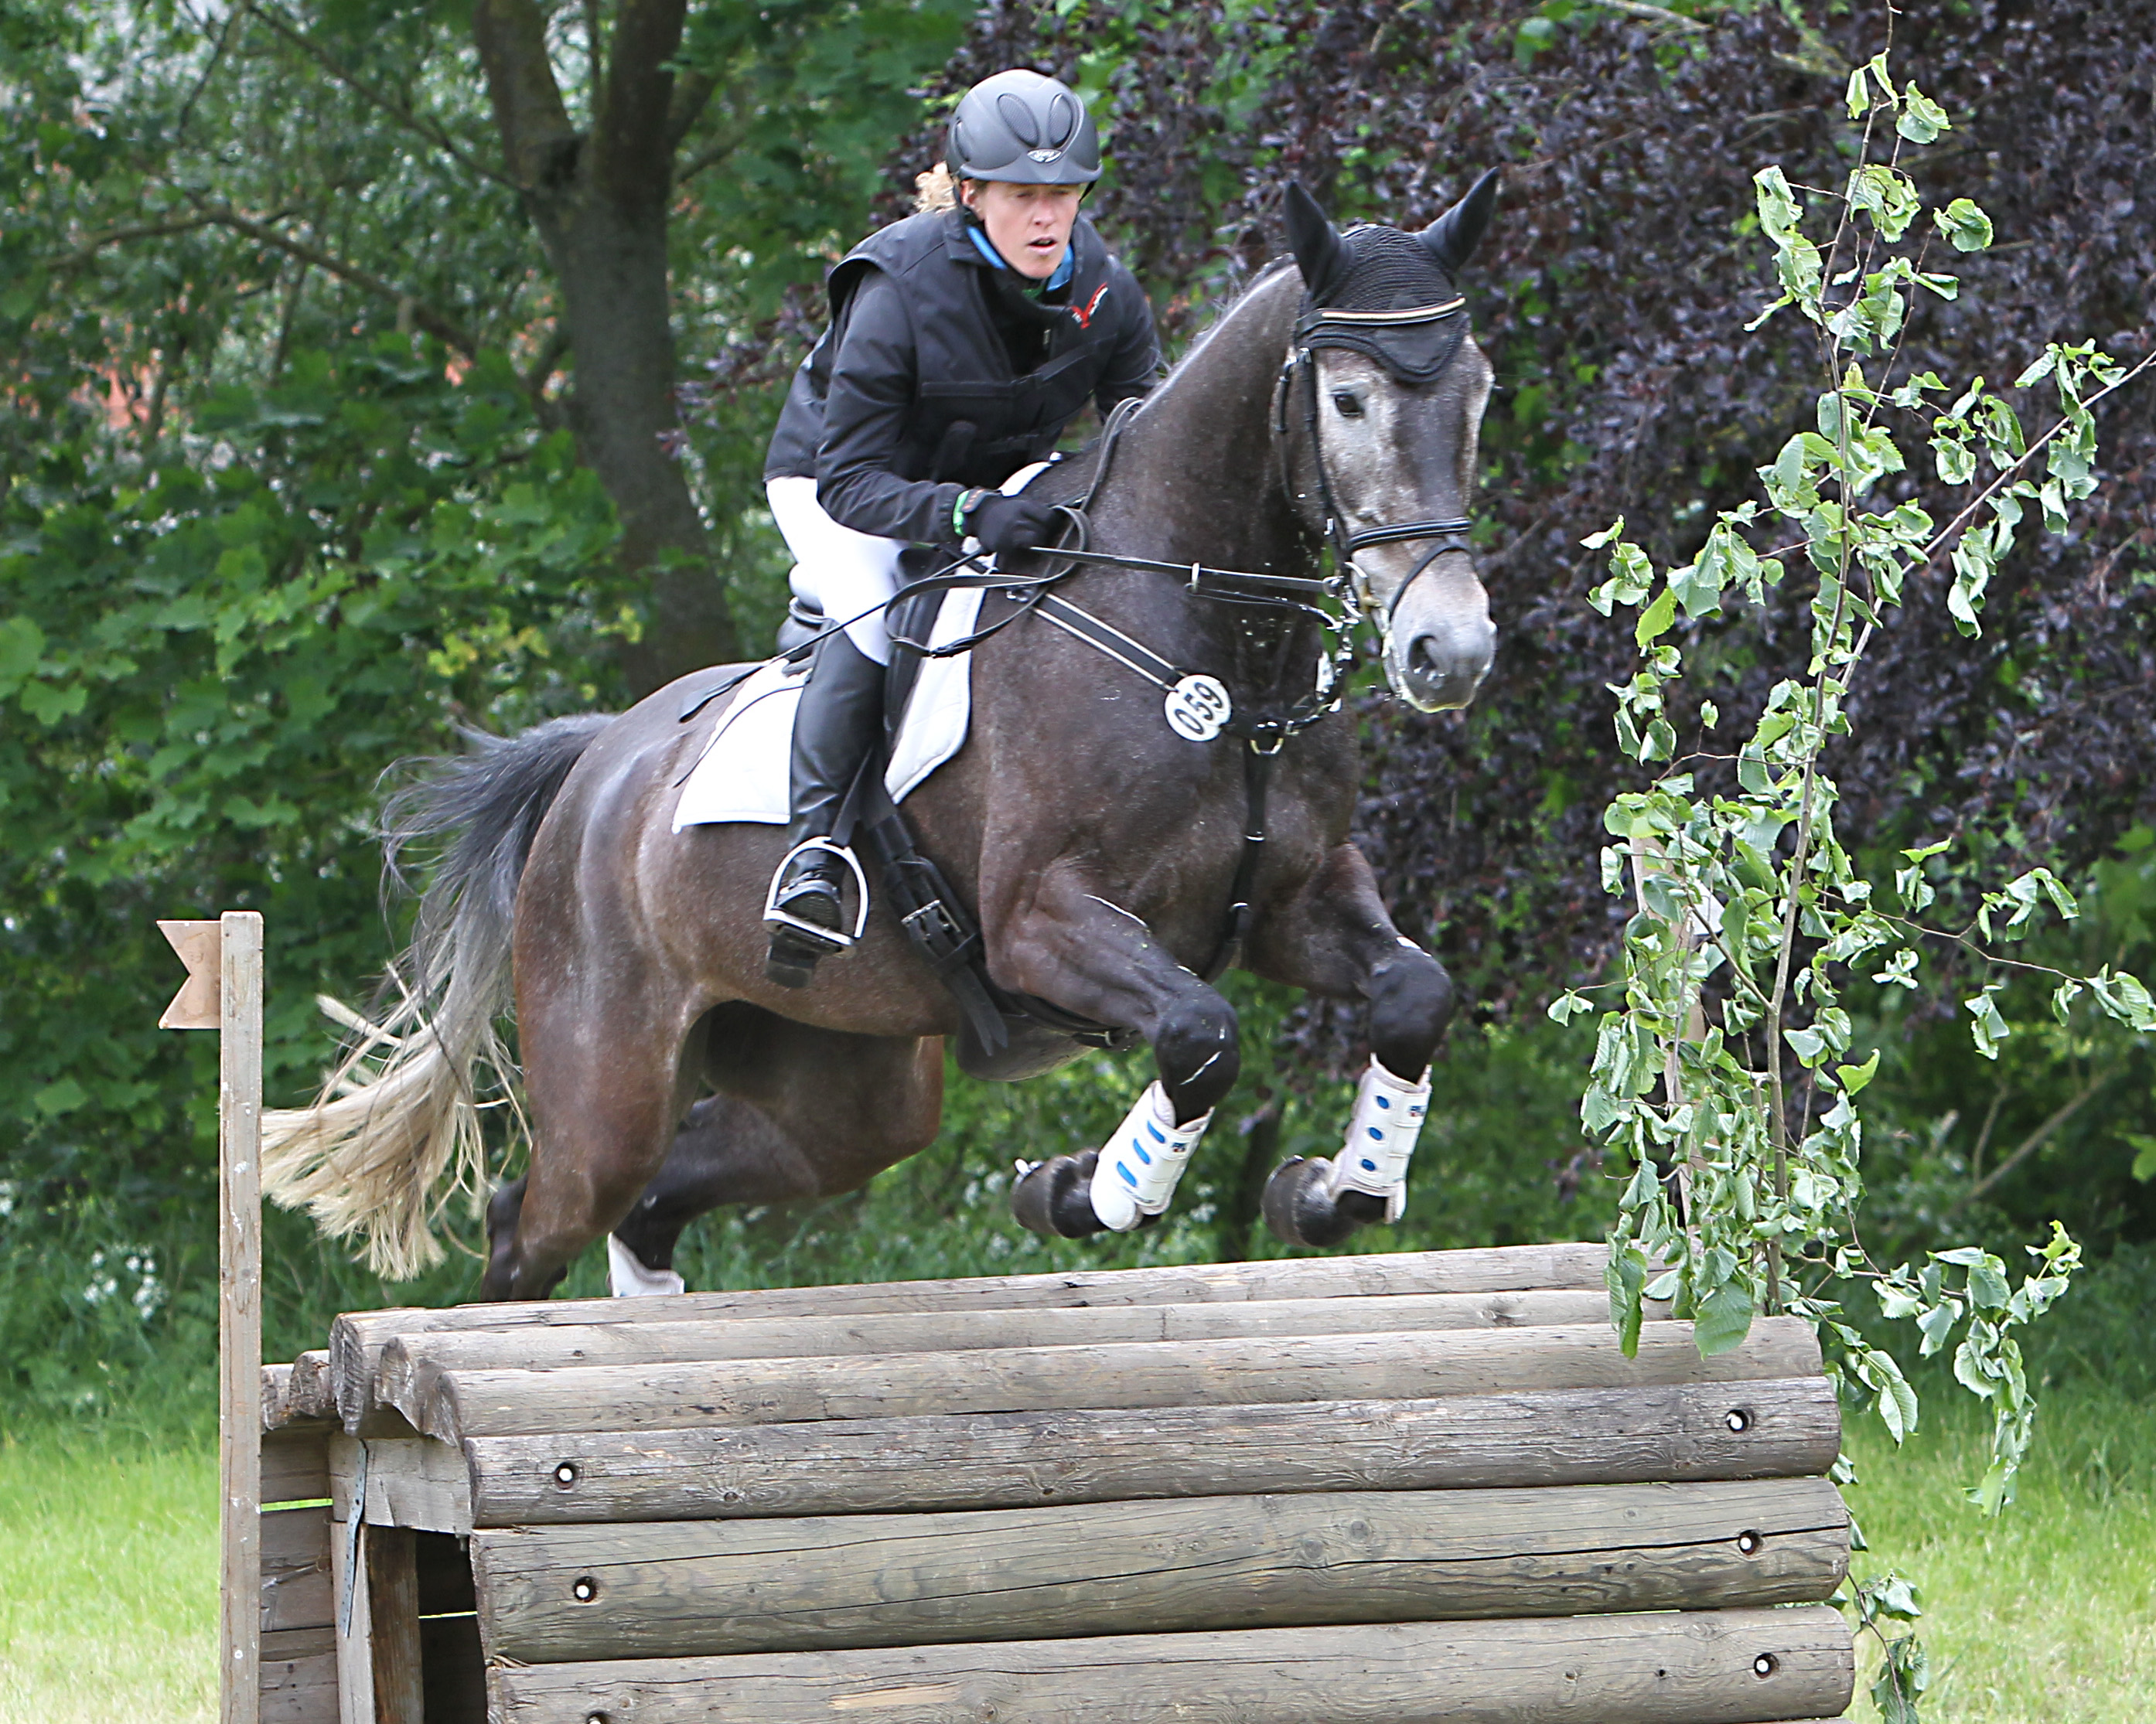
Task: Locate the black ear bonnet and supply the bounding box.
[1284,171,1498,384]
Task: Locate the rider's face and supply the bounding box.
[961,180,1084,281]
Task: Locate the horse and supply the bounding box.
[260,177,1503,1300]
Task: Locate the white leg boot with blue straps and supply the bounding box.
[1089,1082,1213,1233]
[1324,1057,1433,1221]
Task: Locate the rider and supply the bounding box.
[759,68,1162,986]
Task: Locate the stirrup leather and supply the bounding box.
[763,838,872,955]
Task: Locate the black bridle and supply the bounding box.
[1280,294,1479,629]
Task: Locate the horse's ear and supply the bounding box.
[1420,167,1500,274]
[1284,181,1346,299]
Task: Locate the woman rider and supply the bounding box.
[759,68,1162,986]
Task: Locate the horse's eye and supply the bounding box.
[1331,390,1364,418]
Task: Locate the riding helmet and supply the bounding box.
[947,69,1101,185]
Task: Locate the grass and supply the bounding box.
[0,1385,2144,1724]
[0,1418,217,1724]
[1837,1382,2156,1722]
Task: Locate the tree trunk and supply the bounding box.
[473,0,740,694]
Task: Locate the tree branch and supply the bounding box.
[1954,1067,2117,1210]
[667,68,719,152]
[472,0,578,192]
[592,0,691,206]
[244,0,525,193]
[673,114,758,189]
[196,203,482,356]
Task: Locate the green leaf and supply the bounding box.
[1897,83,1952,143]
[1634,583,1678,646]
[1933,196,1994,253]
[1692,1279,1756,1356]
[0,615,45,696]
[1835,1049,1881,1094]
[2126,1134,2156,1182]
[1964,988,2011,1060]
[1605,1241,1648,1358]
[33,1077,88,1116]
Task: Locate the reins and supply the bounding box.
[744,283,1485,1000]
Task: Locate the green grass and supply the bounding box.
[0,1419,217,1724]
[0,1385,2144,1724]
[1837,1383,2156,1722]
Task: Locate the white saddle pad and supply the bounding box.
[670,587,984,831]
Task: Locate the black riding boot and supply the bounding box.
[764,629,887,987]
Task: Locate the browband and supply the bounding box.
[1305,298,1465,325]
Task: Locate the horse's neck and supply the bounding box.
[1095,271,1307,572]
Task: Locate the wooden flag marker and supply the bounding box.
[162,911,265,1724]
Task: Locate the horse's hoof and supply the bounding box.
[1011,1151,1108,1238]
[1261,1156,1370,1249]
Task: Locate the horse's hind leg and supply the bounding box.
[1243,840,1455,1248]
[607,1011,945,1287]
[481,979,699,1301]
[606,1093,822,1286]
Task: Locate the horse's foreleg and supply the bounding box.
[994,873,1242,1239]
[1243,841,1456,1248]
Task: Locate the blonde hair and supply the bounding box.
[914,162,960,213]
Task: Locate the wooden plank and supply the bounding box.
[262,1365,292,1433]
[374,1287,1637,1425]
[324,1242,1618,1424]
[261,1505,334,1635]
[262,1425,332,1507]
[488,1603,1855,1724]
[421,1316,1820,1441]
[472,1476,1848,1662]
[328,1433,471,1534]
[468,1375,1839,1525]
[258,1626,337,1724]
[365,1525,425,1724]
[221,910,264,1724]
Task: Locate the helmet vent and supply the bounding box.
[997,92,1042,147]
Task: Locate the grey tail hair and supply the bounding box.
[261,714,612,1279]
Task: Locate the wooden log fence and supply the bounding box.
[252,1241,1856,1724]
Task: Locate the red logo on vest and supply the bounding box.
[1069,284,1109,329]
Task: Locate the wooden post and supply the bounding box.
[161,910,265,1724]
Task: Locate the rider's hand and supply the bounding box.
[967,492,1062,557]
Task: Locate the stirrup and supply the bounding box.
[762,838,872,954]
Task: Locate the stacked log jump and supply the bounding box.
[257,1242,1856,1724]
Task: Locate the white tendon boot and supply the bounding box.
[606,1233,686,1297]
[1089,1082,1214,1233]
[1324,1057,1434,1222]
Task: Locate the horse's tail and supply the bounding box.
[261,714,613,1279]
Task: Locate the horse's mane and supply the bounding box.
[1145,255,1301,403]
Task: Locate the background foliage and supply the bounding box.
[3,0,2151,1425]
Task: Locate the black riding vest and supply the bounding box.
[764,209,1153,503]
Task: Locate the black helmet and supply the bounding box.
[947,70,1100,186]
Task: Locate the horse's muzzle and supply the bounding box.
[1387,562,1496,712]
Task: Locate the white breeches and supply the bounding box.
[765,475,905,665]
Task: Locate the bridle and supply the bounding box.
[1278,294,1478,657]
[884,289,1485,744]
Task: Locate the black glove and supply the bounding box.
[967,492,1062,557]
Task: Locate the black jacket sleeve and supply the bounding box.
[814,270,965,545]
[1093,265,1163,411]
